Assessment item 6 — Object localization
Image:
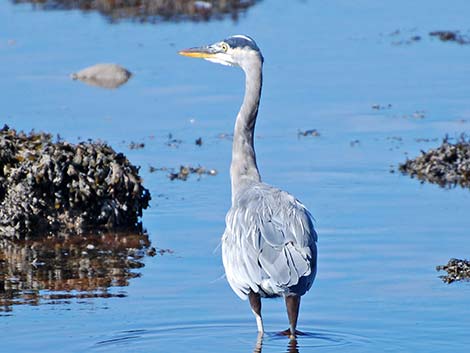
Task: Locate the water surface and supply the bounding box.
[1,0,470,352]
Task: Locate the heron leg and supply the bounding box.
[248,291,264,333]
[284,294,301,338]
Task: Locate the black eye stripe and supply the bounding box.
[223,36,260,51]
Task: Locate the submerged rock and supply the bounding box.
[399,137,470,188]
[0,126,150,238]
[436,258,470,283]
[71,63,132,89]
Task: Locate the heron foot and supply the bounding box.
[278,329,306,339]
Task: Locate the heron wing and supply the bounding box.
[222,183,317,299]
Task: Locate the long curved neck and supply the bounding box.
[230,59,263,202]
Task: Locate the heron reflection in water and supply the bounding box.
[180,35,317,337]
[253,335,300,353]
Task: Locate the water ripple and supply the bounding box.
[92,321,369,352]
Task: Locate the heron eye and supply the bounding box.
[221,43,229,52]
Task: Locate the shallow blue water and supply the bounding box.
[1,1,470,352]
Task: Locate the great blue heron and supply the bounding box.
[179,35,317,338]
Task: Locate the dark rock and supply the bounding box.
[372,104,392,110]
[436,258,470,283]
[12,0,261,24]
[128,141,145,150]
[168,165,217,181]
[429,30,470,44]
[298,129,320,138]
[350,139,360,147]
[0,127,150,238]
[399,136,470,188]
[165,133,182,148]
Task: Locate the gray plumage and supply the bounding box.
[223,183,317,299]
[179,34,317,337]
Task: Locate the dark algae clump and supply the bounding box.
[399,137,470,188]
[429,30,470,45]
[297,129,320,138]
[167,165,218,181]
[437,258,470,284]
[0,126,150,238]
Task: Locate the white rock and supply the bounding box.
[71,63,132,89]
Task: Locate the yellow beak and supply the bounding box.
[178,46,216,59]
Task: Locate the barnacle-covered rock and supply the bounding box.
[399,137,470,188]
[0,126,150,238]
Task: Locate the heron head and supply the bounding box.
[179,35,263,69]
